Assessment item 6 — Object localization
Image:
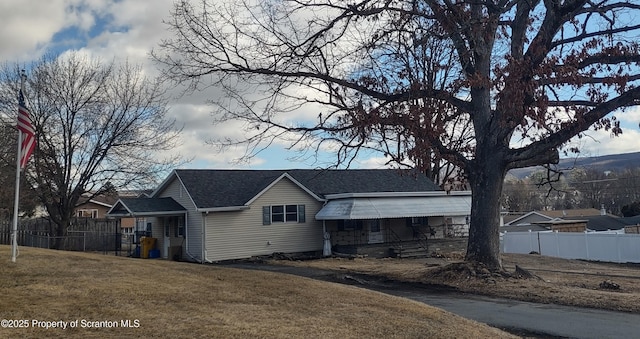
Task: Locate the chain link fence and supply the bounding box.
[0,217,124,256]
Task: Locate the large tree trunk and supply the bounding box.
[48,199,74,250]
[465,159,507,271]
[52,217,69,250]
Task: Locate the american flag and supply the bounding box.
[17,88,35,169]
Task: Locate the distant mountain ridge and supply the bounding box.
[508,151,640,179]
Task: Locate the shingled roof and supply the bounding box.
[108,197,186,216]
[172,169,441,209]
[581,215,627,231]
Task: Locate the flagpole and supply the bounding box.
[11,71,26,263]
[11,130,22,262]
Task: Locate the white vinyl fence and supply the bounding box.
[501,231,640,263]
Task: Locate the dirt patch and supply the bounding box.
[273,252,640,313]
[424,261,510,284]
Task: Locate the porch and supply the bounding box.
[315,191,471,258]
[106,197,187,260]
[325,217,469,258]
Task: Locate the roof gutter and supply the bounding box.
[106,210,187,218]
[324,191,472,199]
[196,206,250,213]
[83,199,113,208]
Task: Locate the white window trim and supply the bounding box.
[271,205,298,223]
[264,204,305,224]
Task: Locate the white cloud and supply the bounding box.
[615,106,640,126]
[5,0,639,173]
[0,0,71,60]
[560,106,640,157]
[353,155,393,169]
[567,128,640,157]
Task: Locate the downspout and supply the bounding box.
[202,211,212,263]
[202,212,206,263]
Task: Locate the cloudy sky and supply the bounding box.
[2,0,639,171]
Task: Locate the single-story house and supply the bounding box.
[107,169,472,262]
[503,208,604,227]
[502,207,627,233]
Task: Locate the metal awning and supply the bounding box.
[315,195,471,220]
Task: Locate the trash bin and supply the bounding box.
[140,237,157,259]
[148,249,160,259]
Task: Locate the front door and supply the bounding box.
[367,220,383,244]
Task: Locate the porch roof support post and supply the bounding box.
[323,220,331,257]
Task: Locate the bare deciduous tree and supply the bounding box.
[155,0,640,270]
[0,54,183,248]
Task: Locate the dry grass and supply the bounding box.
[0,245,515,339]
[275,253,640,313]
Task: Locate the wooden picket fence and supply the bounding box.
[0,217,122,254]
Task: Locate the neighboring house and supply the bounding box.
[75,192,149,237]
[621,215,640,226]
[617,215,640,234]
[503,211,557,227]
[502,207,627,233]
[504,208,603,226]
[107,169,472,262]
[580,215,628,232]
[75,193,119,219]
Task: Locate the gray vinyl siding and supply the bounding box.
[151,216,187,259]
[204,177,324,262]
[151,217,164,256]
[157,177,203,262]
[148,216,162,244]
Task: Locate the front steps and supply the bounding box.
[390,241,429,259]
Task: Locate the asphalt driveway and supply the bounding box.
[225,262,640,339]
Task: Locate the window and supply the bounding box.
[175,217,185,237]
[407,217,428,227]
[286,205,298,222]
[135,218,146,232]
[263,205,305,225]
[368,219,380,232]
[77,209,98,218]
[271,205,285,222]
[337,220,363,231]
